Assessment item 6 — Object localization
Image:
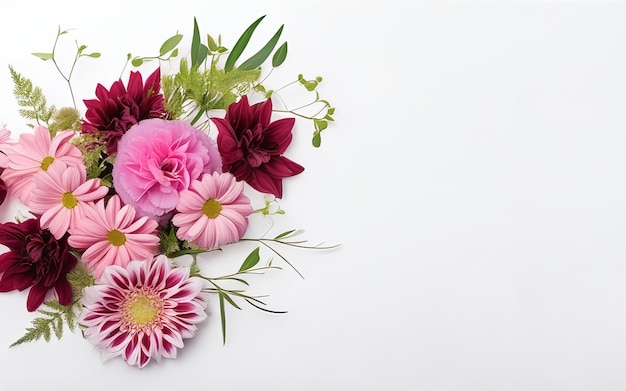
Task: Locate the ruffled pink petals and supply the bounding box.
[79,255,207,368]
[68,195,159,279]
[211,96,304,198]
[112,118,221,219]
[172,172,252,249]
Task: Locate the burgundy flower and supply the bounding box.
[0,167,6,206]
[0,218,77,311]
[211,96,304,198]
[82,68,165,155]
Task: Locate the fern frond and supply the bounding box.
[8,65,55,126]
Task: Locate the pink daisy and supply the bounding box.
[172,171,253,249]
[68,195,160,279]
[29,163,109,239]
[79,255,207,368]
[1,126,84,205]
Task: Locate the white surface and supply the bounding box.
[1,0,626,390]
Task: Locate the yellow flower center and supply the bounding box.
[107,229,126,246]
[61,192,78,209]
[127,295,159,324]
[40,156,55,170]
[202,198,222,219]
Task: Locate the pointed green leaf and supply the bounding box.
[32,52,53,61]
[207,33,218,52]
[225,15,266,72]
[219,292,227,344]
[159,33,183,56]
[239,24,284,71]
[275,229,296,240]
[239,247,261,272]
[272,41,288,67]
[191,17,207,69]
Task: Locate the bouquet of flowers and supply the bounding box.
[0,15,336,368]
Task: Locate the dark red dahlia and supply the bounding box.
[211,96,304,198]
[0,167,7,206]
[0,218,77,311]
[82,68,165,155]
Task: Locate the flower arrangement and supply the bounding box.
[0,16,336,368]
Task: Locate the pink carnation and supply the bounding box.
[112,119,221,219]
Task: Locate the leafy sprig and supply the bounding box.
[10,266,95,347]
[32,26,100,109]
[8,65,55,127]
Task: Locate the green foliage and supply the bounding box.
[71,133,112,183]
[10,267,95,347]
[8,65,55,126]
[10,301,73,347]
[47,106,81,136]
[32,26,100,109]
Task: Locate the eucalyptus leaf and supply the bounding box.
[225,15,266,72]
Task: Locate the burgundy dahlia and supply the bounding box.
[82,68,165,155]
[211,96,304,198]
[0,167,6,206]
[0,218,77,311]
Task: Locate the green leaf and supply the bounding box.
[191,17,208,69]
[314,119,328,132]
[239,247,261,272]
[159,33,183,56]
[219,292,227,344]
[272,41,288,67]
[275,229,296,240]
[32,52,53,61]
[131,57,143,67]
[225,15,266,72]
[86,52,101,58]
[207,33,218,52]
[239,24,284,71]
[312,131,321,147]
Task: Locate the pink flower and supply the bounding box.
[1,126,84,205]
[29,163,109,239]
[79,255,207,368]
[82,68,166,155]
[211,96,304,198]
[68,195,160,279]
[172,172,252,249]
[112,119,221,219]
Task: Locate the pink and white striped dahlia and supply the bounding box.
[79,255,207,368]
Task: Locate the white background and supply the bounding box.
[0,0,626,390]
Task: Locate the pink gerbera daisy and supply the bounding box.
[1,126,84,205]
[68,195,160,279]
[79,255,207,368]
[172,171,253,249]
[29,163,109,239]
